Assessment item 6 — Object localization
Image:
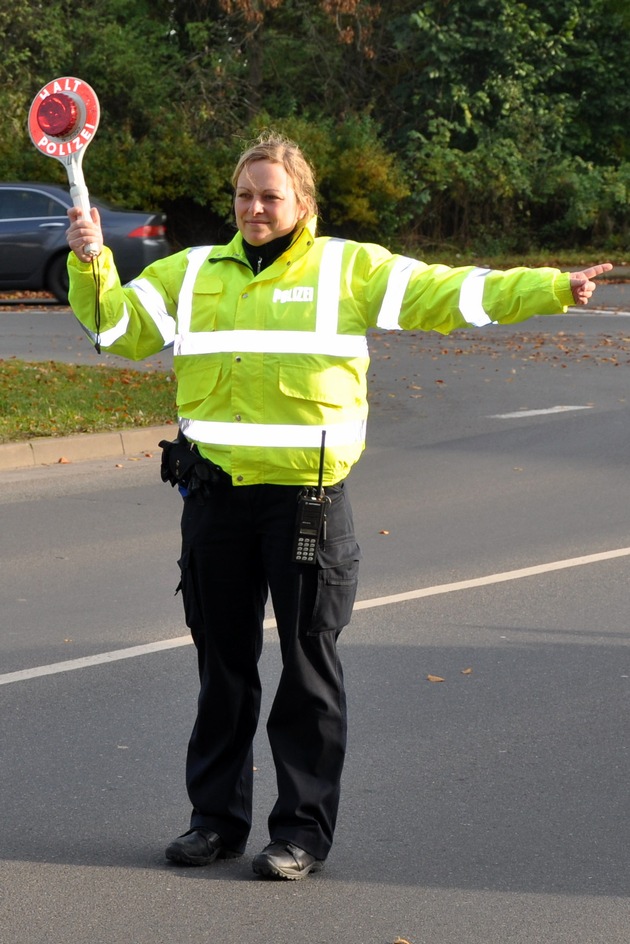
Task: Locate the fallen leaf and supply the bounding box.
[427,674,445,683]
[57,456,70,464]
[461,667,473,675]
[393,938,414,944]
[379,530,390,535]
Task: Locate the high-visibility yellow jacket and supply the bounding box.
[68,218,574,486]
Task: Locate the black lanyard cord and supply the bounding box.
[90,253,102,354]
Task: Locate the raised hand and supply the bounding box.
[66,206,104,263]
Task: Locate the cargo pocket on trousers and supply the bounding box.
[177,547,202,634]
[308,540,361,635]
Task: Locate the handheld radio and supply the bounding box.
[291,431,331,564]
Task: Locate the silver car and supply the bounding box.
[0,182,171,304]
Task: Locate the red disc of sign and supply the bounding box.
[36,94,79,138]
[28,77,100,159]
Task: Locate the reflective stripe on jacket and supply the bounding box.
[68,218,574,486]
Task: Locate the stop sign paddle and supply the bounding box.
[28,76,101,255]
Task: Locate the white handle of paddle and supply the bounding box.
[70,181,99,257]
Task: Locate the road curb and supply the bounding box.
[0,424,177,471]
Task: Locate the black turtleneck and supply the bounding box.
[242,229,296,275]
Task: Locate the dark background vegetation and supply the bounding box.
[1,0,628,256]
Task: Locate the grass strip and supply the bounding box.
[0,359,177,443]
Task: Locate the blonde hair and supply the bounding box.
[232,132,318,218]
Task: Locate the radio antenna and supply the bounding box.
[317,430,326,498]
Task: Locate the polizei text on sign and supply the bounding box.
[35,125,97,157]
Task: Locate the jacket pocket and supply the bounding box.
[279,362,364,409]
[176,359,222,413]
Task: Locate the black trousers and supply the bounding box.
[177,480,360,860]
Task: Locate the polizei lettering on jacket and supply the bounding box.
[273,287,314,304]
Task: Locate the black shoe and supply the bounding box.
[252,841,324,880]
[165,828,242,866]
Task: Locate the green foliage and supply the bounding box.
[383,0,630,251]
[0,0,628,253]
[534,159,630,250]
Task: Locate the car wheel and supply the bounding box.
[46,253,70,304]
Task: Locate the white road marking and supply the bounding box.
[351,545,630,608]
[569,308,630,317]
[490,405,592,419]
[3,545,630,687]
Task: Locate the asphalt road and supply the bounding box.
[2,304,630,943]
[0,305,174,370]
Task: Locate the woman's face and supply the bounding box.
[234,159,306,246]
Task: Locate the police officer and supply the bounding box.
[66,132,611,880]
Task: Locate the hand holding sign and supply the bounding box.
[28,77,100,256]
